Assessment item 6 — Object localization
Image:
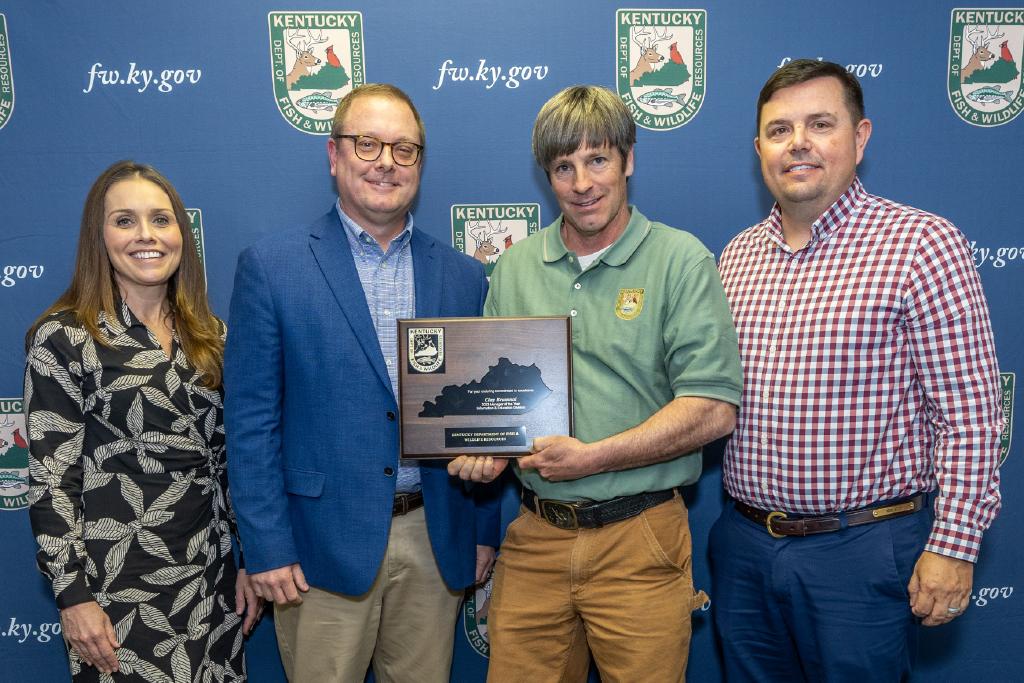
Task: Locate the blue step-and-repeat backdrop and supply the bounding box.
[1,1,1021,680]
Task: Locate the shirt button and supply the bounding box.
[384,467,395,476]
[385,359,393,366]
[569,309,578,317]
[761,481,769,492]
[568,256,575,262]
[386,411,396,421]
[384,309,392,316]
[762,388,770,401]
[768,345,777,354]
[574,283,582,290]
[760,436,769,446]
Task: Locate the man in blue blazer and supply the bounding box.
[225,84,498,682]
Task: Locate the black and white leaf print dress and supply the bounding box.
[25,303,245,683]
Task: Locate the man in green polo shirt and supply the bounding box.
[448,85,741,681]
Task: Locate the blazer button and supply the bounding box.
[384,467,395,476]
[386,411,396,421]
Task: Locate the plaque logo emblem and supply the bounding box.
[0,14,15,131]
[615,288,645,320]
[268,11,364,135]
[451,204,541,277]
[948,9,1024,126]
[616,9,706,131]
[462,573,493,657]
[1001,372,1014,464]
[408,328,445,374]
[0,400,29,511]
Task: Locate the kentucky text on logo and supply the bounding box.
[616,8,707,131]
[84,63,202,94]
[433,59,549,90]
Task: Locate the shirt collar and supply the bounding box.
[335,199,414,249]
[762,177,868,249]
[542,205,651,266]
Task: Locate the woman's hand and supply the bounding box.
[60,601,119,674]
[234,568,264,635]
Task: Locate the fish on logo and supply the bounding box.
[0,404,30,511]
[947,10,1024,127]
[268,12,365,135]
[408,328,445,374]
[616,9,707,131]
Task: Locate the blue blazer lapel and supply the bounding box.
[308,210,394,398]
[412,229,444,318]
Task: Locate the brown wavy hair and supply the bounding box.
[26,160,224,388]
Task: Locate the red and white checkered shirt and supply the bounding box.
[719,178,1002,562]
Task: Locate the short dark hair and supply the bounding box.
[532,85,636,172]
[756,60,864,132]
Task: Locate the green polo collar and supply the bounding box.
[542,206,652,266]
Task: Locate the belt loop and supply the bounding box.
[837,510,848,531]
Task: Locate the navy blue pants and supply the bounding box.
[709,500,931,683]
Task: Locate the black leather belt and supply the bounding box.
[522,487,677,530]
[734,494,925,538]
[393,491,424,516]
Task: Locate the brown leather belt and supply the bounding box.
[393,491,424,516]
[734,494,925,538]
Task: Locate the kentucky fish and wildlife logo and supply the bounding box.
[0,14,14,130]
[948,9,1024,126]
[269,11,364,134]
[1001,372,1014,464]
[615,288,645,320]
[408,328,445,374]
[463,573,493,657]
[451,204,541,277]
[186,208,207,285]
[617,9,706,131]
[0,400,29,511]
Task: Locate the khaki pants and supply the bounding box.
[274,506,462,683]
[487,494,706,683]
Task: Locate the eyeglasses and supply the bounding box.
[333,134,423,166]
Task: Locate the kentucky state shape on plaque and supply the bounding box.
[418,357,552,417]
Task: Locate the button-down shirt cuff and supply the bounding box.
[925,521,984,563]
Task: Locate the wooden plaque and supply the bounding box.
[398,316,573,458]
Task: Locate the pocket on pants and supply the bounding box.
[639,498,692,575]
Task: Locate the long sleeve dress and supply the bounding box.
[25,302,245,683]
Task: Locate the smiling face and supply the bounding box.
[102,177,183,302]
[327,94,422,241]
[755,76,871,224]
[548,144,634,254]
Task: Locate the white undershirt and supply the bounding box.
[576,245,611,270]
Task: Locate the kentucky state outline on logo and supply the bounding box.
[451,204,541,278]
[268,11,364,135]
[616,9,706,131]
[0,14,15,130]
[1001,372,1014,464]
[0,399,29,511]
[948,8,1024,126]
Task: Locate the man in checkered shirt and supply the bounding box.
[713,59,1003,681]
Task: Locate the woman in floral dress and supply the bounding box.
[24,161,260,682]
